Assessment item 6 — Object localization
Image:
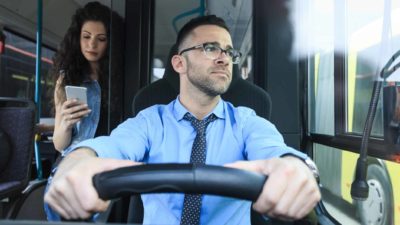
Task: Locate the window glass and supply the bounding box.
[294,0,335,135]
[298,0,400,223]
[0,30,55,117]
[346,0,400,136]
[152,0,253,82]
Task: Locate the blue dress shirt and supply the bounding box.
[73,97,307,225]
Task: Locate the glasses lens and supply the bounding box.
[229,49,241,64]
[202,43,241,64]
[203,44,220,59]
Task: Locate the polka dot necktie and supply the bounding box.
[180,113,217,225]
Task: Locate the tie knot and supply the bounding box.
[184,113,217,134]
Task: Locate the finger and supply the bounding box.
[61,100,76,114]
[60,106,84,122]
[69,104,90,116]
[54,159,138,218]
[65,177,94,219]
[285,179,316,218]
[227,158,292,215]
[67,109,92,120]
[242,158,296,215]
[252,168,289,214]
[72,109,92,119]
[63,99,81,109]
[48,179,81,219]
[44,192,70,220]
[53,188,82,219]
[271,169,308,219]
[51,173,95,219]
[290,183,320,219]
[295,194,319,219]
[224,160,266,174]
[74,160,138,213]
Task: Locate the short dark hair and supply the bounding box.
[176,15,230,49]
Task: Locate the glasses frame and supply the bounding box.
[178,42,242,64]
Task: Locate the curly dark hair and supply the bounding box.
[52,1,111,86]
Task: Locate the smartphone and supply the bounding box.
[65,86,87,104]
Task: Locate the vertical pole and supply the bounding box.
[34,0,43,180]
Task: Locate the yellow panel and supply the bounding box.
[341,150,359,202]
[386,161,400,225]
[341,152,400,223]
[314,53,320,95]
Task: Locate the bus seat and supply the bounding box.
[131,44,180,116]
[132,43,272,120]
[0,97,35,201]
[126,44,273,225]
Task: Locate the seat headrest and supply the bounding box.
[163,44,180,92]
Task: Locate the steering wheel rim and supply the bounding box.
[93,163,267,201]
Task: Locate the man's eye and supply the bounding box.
[204,45,218,52]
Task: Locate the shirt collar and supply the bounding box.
[173,95,225,121]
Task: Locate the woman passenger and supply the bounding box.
[45,1,112,221]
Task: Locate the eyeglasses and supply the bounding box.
[179,42,242,64]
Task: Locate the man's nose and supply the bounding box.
[215,51,230,65]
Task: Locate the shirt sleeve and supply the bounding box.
[242,112,307,161]
[72,113,150,161]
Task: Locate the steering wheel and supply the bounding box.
[91,164,331,225]
[93,163,267,201]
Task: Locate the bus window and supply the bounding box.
[294,0,335,136]
[0,29,55,117]
[301,0,400,224]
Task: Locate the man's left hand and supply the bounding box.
[225,156,321,221]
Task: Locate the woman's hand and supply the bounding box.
[54,74,91,131]
[58,99,91,130]
[52,74,91,151]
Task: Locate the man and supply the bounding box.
[45,15,320,225]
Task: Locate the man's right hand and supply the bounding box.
[44,149,138,220]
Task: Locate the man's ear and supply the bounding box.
[171,55,186,74]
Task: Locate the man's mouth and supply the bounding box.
[211,70,230,77]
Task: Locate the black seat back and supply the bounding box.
[132,44,271,119]
[132,45,180,116]
[0,97,35,200]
